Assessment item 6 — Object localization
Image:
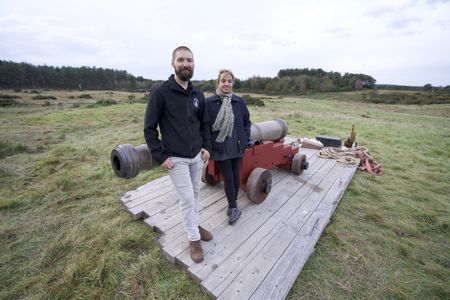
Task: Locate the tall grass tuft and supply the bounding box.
[0,141,28,159]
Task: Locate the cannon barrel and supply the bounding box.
[250,118,288,142]
[112,118,289,178]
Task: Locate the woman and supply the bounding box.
[207,69,251,225]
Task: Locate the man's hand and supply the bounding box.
[201,148,210,161]
[161,157,174,169]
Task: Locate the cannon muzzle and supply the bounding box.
[111,144,152,178]
[250,118,288,142]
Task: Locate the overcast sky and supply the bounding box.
[1,0,449,86]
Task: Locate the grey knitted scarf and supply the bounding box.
[212,88,234,143]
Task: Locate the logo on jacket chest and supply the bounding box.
[192,98,199,108]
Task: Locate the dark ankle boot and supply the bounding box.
[228,208,242,225]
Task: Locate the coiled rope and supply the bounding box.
[317,146,384,175]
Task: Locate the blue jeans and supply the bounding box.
[168,152,203,241]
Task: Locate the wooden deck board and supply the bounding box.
[118,146,359,299]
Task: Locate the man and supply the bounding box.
[144,46,212,263]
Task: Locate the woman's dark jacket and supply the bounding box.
[207,94,251,161]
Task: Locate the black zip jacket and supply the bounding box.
[144,75,211,165]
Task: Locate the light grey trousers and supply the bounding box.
[168,152,203,241]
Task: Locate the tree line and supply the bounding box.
[195,68,376,94]
[0,60,154,91]
[1,60,378,94]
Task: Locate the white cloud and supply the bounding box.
[0,0,449,86]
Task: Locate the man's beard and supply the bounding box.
[175,67,193,81]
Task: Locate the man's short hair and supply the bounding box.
[172,46,193,60]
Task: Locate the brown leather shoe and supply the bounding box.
[198,226,213,241]
[189,240,204,263]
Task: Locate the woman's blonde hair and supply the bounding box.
[217,69,235,83]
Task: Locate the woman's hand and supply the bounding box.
[201,148,210,161]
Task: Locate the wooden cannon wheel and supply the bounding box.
[202,161,219,186]
[246,167,272,204]
[291,153,309,175]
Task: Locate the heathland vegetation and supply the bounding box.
[1,60,449,299]
[1,87,449,299]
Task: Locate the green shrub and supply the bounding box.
[0,141,28,159]
[29,90,41,94]
[0,94,21,99]
[363,91,450,105]
[0,94,20,106]
[128,98,147,104]
[0,99,17,106]
[86,99,118,108]
[0,199,20,210]
[242,94,265,106]
[78,94,93,99]
[96,99,117,106]
[32,95,57,100]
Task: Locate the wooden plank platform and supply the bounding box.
[118,147,359,299]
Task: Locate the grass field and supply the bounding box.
[1,89,449,299]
